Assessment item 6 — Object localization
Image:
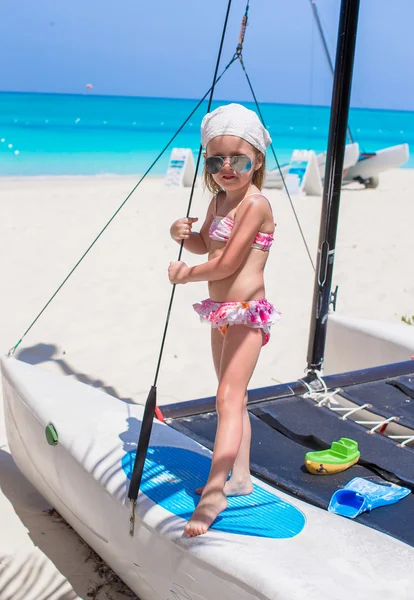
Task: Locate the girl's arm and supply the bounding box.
[186,195,268,282]
[170,197,215,255]
[181,229,208,255]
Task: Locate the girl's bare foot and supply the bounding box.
[195,476,253,497]
[184,488,228,537]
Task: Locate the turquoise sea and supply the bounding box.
[0,92,413,176]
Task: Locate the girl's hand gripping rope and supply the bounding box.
[168,261,190,284]
[170,217,198,241]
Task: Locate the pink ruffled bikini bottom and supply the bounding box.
[193,298,281,346]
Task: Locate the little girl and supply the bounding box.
[168,103,280,537]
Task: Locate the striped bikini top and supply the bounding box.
[208,193,275,252]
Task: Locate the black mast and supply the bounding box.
[309,0,354,144]
[306,0,360,373]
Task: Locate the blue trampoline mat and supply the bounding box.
[122,445,306,538]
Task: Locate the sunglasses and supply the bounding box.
[205,155,252,175]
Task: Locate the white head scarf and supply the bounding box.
[200,103,272,155]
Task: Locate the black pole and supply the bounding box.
[309,0,354,144]
[306,0,360,373]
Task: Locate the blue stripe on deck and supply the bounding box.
[122,446,305,538]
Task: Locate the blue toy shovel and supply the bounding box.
[328,477,411,519]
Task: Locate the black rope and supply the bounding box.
[126,0,234,533]
[236,0,249,56]
[308,2,316,148]
[238,56,316,271]
[309,0,355,145]
[232,4,315,271]
[153,12,235,386]
[7,61,237,358]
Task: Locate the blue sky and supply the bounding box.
[2,0,413,110]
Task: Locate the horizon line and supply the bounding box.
[0,89,413,115]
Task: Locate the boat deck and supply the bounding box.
[340,373,414,428]
[164,361,414,548]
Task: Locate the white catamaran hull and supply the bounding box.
[325,313,414,375]
[264,143,360,189]
[265,143,409,190]
[2,356,413,600]
[344,143,409,184]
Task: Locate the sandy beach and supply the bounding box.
[1,168,414,598]
[1,169,413,399]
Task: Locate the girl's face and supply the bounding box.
[205,136,262,191]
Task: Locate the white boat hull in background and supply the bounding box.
[265,143,359,189]
[2,356,413,600]
[343,143,409,186]
[264,162,290,189]
[325,312,414,375]
[265,143,409,190]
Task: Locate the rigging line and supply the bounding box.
[238,56,316,272]
[153,0,254,390]
[236,0,250,56]
[152,147,202,386]
[308,2,316,147]
[309,0,354,145]
[233,3,314,271]
[152,0,234,387]
[7,57,238,357]
[127,0,235,525]
[312,1,387,151]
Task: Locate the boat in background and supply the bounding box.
[343,143,409,187]
[264,141,359,189]
[309,0,409,189]
[265,1,410,191]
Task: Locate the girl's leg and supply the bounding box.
[185,325,262,537]
[195,328,253,496]
[225,391,253,494]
